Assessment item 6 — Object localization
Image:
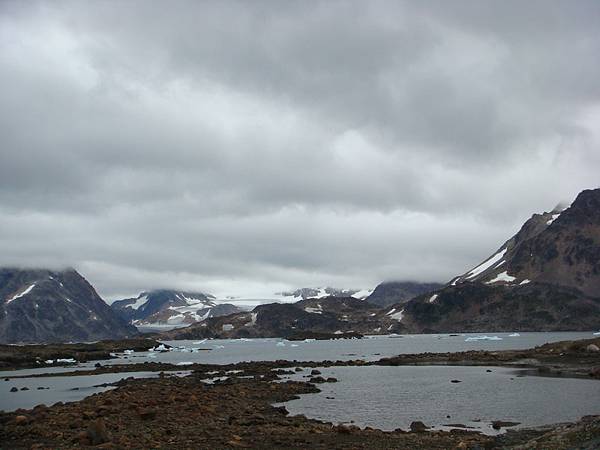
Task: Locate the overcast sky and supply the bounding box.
[1,1,599,300]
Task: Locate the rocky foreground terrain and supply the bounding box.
[0,337,599,449]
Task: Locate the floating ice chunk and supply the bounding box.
[303,339,316,342]
[176,362,194,366]
[290,344,299,347]
[123,349,134,355]
[45,358,76,364]
[149,344,170,352]
[465,335,503,341]
[193,340,207,345]
[509,333,521,337]
[276,341,286,347]
[593,332,600,336]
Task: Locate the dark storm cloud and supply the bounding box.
[1,0,599,298]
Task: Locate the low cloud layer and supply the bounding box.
[1,1,599,300]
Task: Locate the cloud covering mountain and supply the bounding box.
[1,1,599,298]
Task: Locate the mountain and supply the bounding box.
[161,296,384,339]
[365,281,443,308]
[276,287,372,300]
[385,188,600,333]
[0,268,137,344]
[111,289,241,327]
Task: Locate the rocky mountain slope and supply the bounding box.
[111,290,241,327]
[161,296,384,339]
[365,281,443,308]
[386,188,600,333]
[0,268,137,344]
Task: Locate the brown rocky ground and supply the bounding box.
[0,371,497,450]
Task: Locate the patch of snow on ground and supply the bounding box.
[546,213,560,225]
[304,305,323,314]
[486,271,517,284]
[465,248,508,280]
[390,308,405,321]
[386,308,396,316]
[245,312,258,326]
[428,294,438,303]
[519,279,531,285]
[352,288,374,299]
[127,294,148,310]
[7,283,36,303]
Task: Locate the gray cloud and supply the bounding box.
[1,0,599,299]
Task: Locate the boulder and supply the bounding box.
[410,421,429,432]
[85,418,110,445]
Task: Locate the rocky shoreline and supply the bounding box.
[0,339,161,371]
[0,337,599,448]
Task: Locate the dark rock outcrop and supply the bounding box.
[366,281,443,308]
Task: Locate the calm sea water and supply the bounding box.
[277,365,600,435]
[1,331,598,428]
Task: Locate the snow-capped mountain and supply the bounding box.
[111,289,241,327]
[276,287,373,301]
[385,188,600,333]
[0,268,137,343]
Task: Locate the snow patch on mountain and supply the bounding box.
[6,283,36,303]
[465,248,507,280]
[486,271,517,284]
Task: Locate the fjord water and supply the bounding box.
[278,365,600,435]
[106,331,594,366]
[1,332,598,426]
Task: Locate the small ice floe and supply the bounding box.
[176,361,194,366]
[149,344,170,352]
[213,345,225,349]
[593,332,600,336]
[509,333,521,337]
[192,340,207,345]
[123,349,134,355]
[45,358,77,364]
[465,335,503,342]
[290,344,299,347]
[276,341,286,347]
[304,338,316,342]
